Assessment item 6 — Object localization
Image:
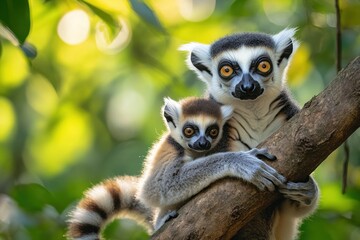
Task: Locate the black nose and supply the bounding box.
[240,81,256,93]
[195,137,211,150]
[233,74,263,100]
[199,139,210,149]
[239,74,256,94]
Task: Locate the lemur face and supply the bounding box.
[180,116,221,152]
[181,28,298,102]
[162,97,233,153]
[212,46,275,100]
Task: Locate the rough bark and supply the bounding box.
[152,56,360,240]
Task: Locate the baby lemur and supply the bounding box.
[67,97,284,239]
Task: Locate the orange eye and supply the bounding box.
[183,127,195,137]
[219,65,234,78]
[209,128,219,138]
[257,61,271,73]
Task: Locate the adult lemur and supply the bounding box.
[180,28,319,239]
[67,97,284,239]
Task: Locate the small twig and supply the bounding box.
[335,0,342,72]
[342,141,350,194]
[335,0,349,194]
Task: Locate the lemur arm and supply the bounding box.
[140,149,286,208]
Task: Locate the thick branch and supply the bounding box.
[152,56,360,240]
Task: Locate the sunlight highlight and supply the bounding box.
[95,18,131,54]
[26,74,58,116]
[288,44,312,86]
[177,0,216,22]
[0,45,29,89]
[262,0,295,26]
[29,105,93,176]
[311,13,336,28]
[57,10,90,45]
[106,90,147,140]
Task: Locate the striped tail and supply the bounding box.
[67,176,153,240]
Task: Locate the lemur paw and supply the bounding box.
[239,148,286,191]
[279,176,318,206]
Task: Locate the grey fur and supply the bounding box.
[140,148,284,230]
[67,98,286,239]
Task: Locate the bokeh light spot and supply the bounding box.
[106,90,147,140]
[95,18,131,54]
[29,105,93,176]
[262,0,295,26]
[26,74,58,116]
[0,44,29,90]
[177,0,216,22]
[288,44,312,87]
[57,9,90,45]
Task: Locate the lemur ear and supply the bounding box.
[272,28,299,66]
[179,43,212,83]
[163,97,181,129]
[220,105,234,122]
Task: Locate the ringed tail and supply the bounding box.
[67,176,153,240]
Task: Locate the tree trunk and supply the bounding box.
[152,56,360,240]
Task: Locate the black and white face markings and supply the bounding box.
[162,97,233,153]
[181,117,220,152]
[216,52,273,100]
[211,33,284,100]
[180,29,297,101]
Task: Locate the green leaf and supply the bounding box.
[0,0,30,44]
[129,0,165,32]
[10,183,54,213]
[79,0,118,28]
[78,0,120,41]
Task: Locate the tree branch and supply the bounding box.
[152,56,360,239]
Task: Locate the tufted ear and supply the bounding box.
[220,105,233,122]
[162,97,181,130]
[179,42,212,83]
[272,28,299,67]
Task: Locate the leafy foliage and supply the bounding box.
[0,0,30,44]
[0,0,359,239]
[0,0,37,58]
[129,0,166,32]
[10,184,54,213]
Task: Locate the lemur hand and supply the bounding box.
[233,148,286,191]
[278,176,318,206]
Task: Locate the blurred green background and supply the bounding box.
[0,0,359,239]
